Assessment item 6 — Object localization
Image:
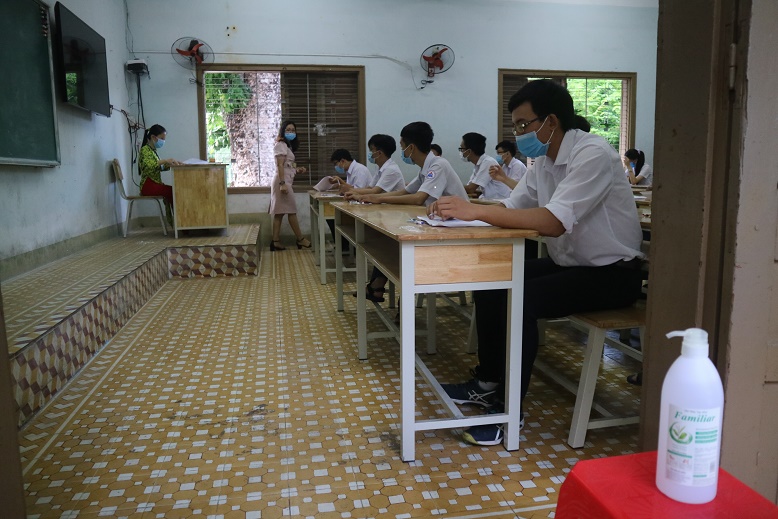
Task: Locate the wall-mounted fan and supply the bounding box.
[420,44,454,79]
[171,37,214,69]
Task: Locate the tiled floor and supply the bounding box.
[18,246,643,518]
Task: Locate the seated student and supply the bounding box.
[623,148,653,186]
[349,122,469,302]
[429,79,644,446]
[341,134,406,197]
[461,133,512,201]
[430,143,443,157]
[329,149,374,192]
[489,140,528,191]
[350,121,468,207]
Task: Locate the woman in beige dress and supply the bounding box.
[269,120,312,251]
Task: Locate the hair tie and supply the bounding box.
[636,149,642,155]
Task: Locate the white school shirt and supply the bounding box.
[504,129,643,267]
[346,161,373,189]
[469,155,512,200]
[626,163,653,186]
[505,157,528,183]
[374,158,406,192]
[405,152,469,207]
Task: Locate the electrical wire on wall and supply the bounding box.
[132,50,426,90]
[123,0,148,184]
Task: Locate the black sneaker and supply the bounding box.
[462,416,525,447]
[441,378,497,407]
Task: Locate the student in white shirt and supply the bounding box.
[329,149,373,192]
[488,140,528,191]
[429,79,644,447]
[352,121,469,207]
[623,148,653,186]
[430,143,443,157]
[350,122,469,302]
[461,133,512,200]
[342,134,406,197]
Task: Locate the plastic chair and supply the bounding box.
[112,159,168,237]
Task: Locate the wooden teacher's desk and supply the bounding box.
[171,164,229,238]
[331,202,537,461]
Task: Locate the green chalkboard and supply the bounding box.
[0,0,59,166]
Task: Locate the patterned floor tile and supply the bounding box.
[19,247,647,518]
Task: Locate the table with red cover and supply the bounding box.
[556,451,778,519]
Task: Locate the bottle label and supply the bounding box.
[664,404,721,486]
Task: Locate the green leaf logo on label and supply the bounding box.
[669,422,693,444]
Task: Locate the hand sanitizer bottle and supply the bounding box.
[656,328,724,504]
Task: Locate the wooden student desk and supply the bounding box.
[171,164,229,238]
[331,202,538,461]
[308,190,355,284]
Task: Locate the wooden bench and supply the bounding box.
[535,303,646,448]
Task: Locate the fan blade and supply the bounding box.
[176,48,193,57]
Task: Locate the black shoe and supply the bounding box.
[360,284,385,303]
[627,371,643,386]
[270,241,285,251]
[441,378,497,407]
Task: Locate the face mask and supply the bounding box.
[496,156,504,166]
[629,162,636,169]
[514,117,553,158]
[401,144,414,165]
[367,151,376,164]
[334,165,345,175]
[154,139,165,149]
[459,150,469,162]
[284,132,296,141]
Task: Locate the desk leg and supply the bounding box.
[426,293,436,355]
[319,205,328,284]
[400,243,416,461]
[503,239,526,451]
[335,212,345,312]
[310,200,318,263]
[355,222,368,360]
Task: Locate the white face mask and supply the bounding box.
[459,150,470,162]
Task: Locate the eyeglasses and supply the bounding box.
[512,117,542,135]
[457,147,467,152]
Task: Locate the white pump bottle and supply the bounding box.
[656,328,724,504]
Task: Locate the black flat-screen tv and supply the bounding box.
[53,2,110,116]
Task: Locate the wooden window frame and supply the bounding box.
[498,69,637,155]
[196,64,366,194]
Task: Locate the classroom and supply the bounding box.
[1,0,776,517]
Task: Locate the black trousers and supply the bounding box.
[471,257,643,405]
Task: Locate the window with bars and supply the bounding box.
[498,71,636,157]
[199,66,364,188]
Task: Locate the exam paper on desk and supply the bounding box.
[416,215,492,227]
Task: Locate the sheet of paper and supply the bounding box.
[416,215,492,227]
[314,177,338,192]
[183,158,209,164]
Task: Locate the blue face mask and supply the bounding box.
[496,155,504,166]
[629,161,636,169]
[154,139,165,149]
[334,165,345,175]
[514,117,553,158]
[401,144,414,165]
[367,151,376,164]
[284,132,296,141]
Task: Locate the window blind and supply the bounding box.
[281,72,360,185]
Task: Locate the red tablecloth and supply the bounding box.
[556,451,778,519]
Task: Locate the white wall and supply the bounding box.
[0,0,658,258]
